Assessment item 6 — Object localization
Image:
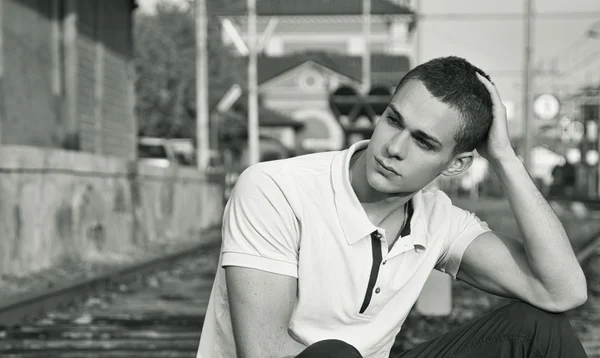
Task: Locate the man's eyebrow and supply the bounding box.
[388,105,443,148]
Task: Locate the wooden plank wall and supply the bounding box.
[0,0,136,160]
[2,0,57,147]
[76,0,135,159]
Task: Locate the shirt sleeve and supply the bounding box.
[435,195,491,279]
[220,165,300,278]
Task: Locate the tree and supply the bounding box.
[134,0,243,139]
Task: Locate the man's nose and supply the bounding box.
[385,131,409,159]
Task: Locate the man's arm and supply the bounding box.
[226,267,306,358]
[457,74,587,312]
[219,165,306,358]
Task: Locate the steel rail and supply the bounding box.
[0,228,221,328]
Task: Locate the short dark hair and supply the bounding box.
[393,56,494,156]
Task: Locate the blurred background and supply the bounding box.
[2,0,597,201]
[129,0,600,202]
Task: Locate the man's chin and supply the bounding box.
[367,174,405,194]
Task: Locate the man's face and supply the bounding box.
[365,80,468,194]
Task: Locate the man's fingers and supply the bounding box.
[476,72,499,98]
[476,72,506,115]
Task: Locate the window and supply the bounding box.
[138,143,168,159]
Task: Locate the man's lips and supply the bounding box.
[375,157,400,176]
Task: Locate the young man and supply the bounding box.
[197,57,589,358]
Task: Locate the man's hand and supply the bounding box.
[475,73,515,163]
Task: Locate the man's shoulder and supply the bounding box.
[419,189,482,232]
[235,151,339,198]
[243,151,338,180]
[420,188,452,206]
[418,188,463,221]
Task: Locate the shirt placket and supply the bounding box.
[369,230,425,314]
[361,231,392,316]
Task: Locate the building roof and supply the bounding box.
[257,52,411,87]
[217,0,412,16]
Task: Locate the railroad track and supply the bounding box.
[0,229,221,358]
[0,314,202,358]
[0,228,220,327]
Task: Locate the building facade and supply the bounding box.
[0,0,137,160]
[218,0,415,154]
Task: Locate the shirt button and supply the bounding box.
[375,287,381,294]
[382,260,387,265]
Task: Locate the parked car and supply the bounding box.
[137,137,178,168]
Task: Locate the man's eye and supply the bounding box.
[386,116,402,127]
[416,139,432,150]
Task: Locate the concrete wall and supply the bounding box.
[0,146,224,276]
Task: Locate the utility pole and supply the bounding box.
[195,0,210,169]
[413,0,422,67]
[362,0,371,92]
[522,0,534,172]
[247,0,260,165]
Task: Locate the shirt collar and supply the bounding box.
[330,140,429,248]
[407,191,429,249]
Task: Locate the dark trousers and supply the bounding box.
[295,302,588,358]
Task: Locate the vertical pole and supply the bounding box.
[0,0,5,144]
[522,0,534,172]
[413,0,421,67]
[51,0,61,110]
[196,0,210,169]
[94,1,105,155]
[128,1,137,159]
[64,0,79,149]
[362,0,371,93]
[247,0,259,165]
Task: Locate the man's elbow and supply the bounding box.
[554,292,588,313]
[574,288,589,308]
[554,291,588,312]
[543,283,588,313]
[567,272,589,309]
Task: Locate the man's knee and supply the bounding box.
[497,301,569,326]
[492,301,578,342]
[491,301,587,356]
[295,339,363,358]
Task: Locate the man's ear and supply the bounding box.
[442,152,474,177]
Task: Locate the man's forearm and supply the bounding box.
[277,337,306,358]
[491,152,587,309]
[235,332,305,358]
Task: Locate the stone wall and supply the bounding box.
[0,146,224,275]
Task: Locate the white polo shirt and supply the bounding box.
[197,140,491,358]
